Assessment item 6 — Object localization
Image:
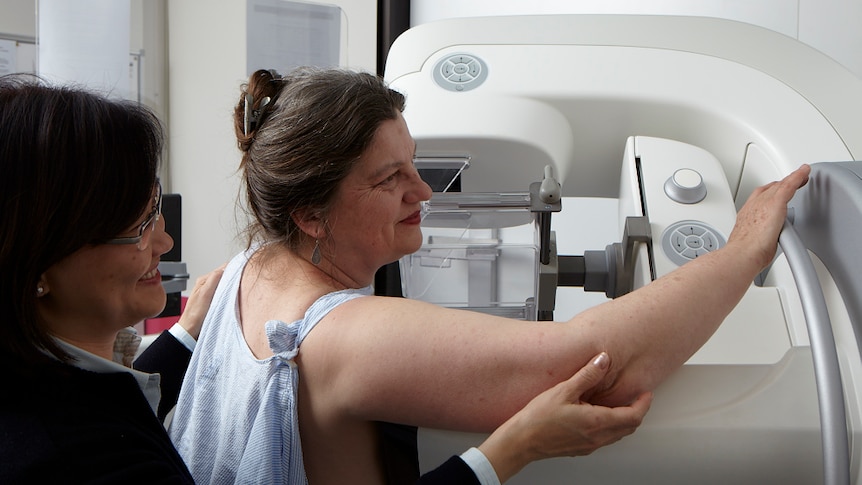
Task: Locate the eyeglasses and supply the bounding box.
[105,182,162,251]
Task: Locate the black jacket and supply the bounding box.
[1,343,194,484]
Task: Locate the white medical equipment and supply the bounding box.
[385,14,862,484]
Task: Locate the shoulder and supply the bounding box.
[133,331,190,372]
[324,293,464,328]
[331,293,440,313]
[297,294,455,365]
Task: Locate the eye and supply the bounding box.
[140,207,158,230]
[378,171,399,186]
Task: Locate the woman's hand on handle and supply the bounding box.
[728,164,811,270]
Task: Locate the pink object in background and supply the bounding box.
[144,296,188,334]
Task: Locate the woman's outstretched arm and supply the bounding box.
[299,165,810,431]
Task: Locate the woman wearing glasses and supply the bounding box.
[0,74,226,483]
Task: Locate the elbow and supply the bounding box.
[585,367,654,408]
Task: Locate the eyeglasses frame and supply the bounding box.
[104,182,163,249]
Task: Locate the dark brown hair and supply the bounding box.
[0,74,164,364]
[234,67,406,249]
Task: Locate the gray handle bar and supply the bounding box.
[778,220,850,485]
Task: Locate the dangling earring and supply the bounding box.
[311,240,321,265]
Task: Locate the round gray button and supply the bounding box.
[661,220,726,266]
[664,168,707,204]
[433,54,488,92]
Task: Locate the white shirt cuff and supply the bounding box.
[168,323,197,352]
[460,447,501,485]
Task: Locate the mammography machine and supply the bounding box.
[384,15,862,484]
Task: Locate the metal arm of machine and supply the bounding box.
[536,167,657,318]
[530,166,563,266]
[606,216,652,298]
[555,216,652,299]
[778,220,851,485]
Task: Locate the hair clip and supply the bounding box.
[243,93,272,135]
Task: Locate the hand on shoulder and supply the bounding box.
[176,264,226,340]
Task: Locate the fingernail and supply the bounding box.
[592,352,609,370]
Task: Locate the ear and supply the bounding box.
[36,274,49,297]
[290,208,324,239]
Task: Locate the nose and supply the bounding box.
[405,167,433,203]
[152,214,174,256]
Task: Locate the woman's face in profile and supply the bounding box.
[325,112,433,271]
[36,202,174,339]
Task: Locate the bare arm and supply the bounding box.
[582,163,811,406]
[299,165,810,431]
[479,352,652,483]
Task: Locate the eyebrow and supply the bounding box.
[369,162,400,180]
[367,140,417,180]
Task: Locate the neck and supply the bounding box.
[262,244,370,290]
[37,301,127,362]
[54,332,119,361]
[312,257,371,289]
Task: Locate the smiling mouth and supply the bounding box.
[141,268,160,281]
[401,211,422,224]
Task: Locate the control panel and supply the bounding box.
[618,136,791,366]
[621,136,738,280]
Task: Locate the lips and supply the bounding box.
[401,211,422,225]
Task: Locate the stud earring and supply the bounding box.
[311,240,321,265]
[36,285,45,296]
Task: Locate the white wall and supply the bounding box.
[411,0,862,81]
[0,0,36,37]
[168,0,378,285]
[167,0,247,284]
[0,0,37,74]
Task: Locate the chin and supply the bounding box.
[400,243,422,259]
[143,294,168,320]
[406,231,425,251]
